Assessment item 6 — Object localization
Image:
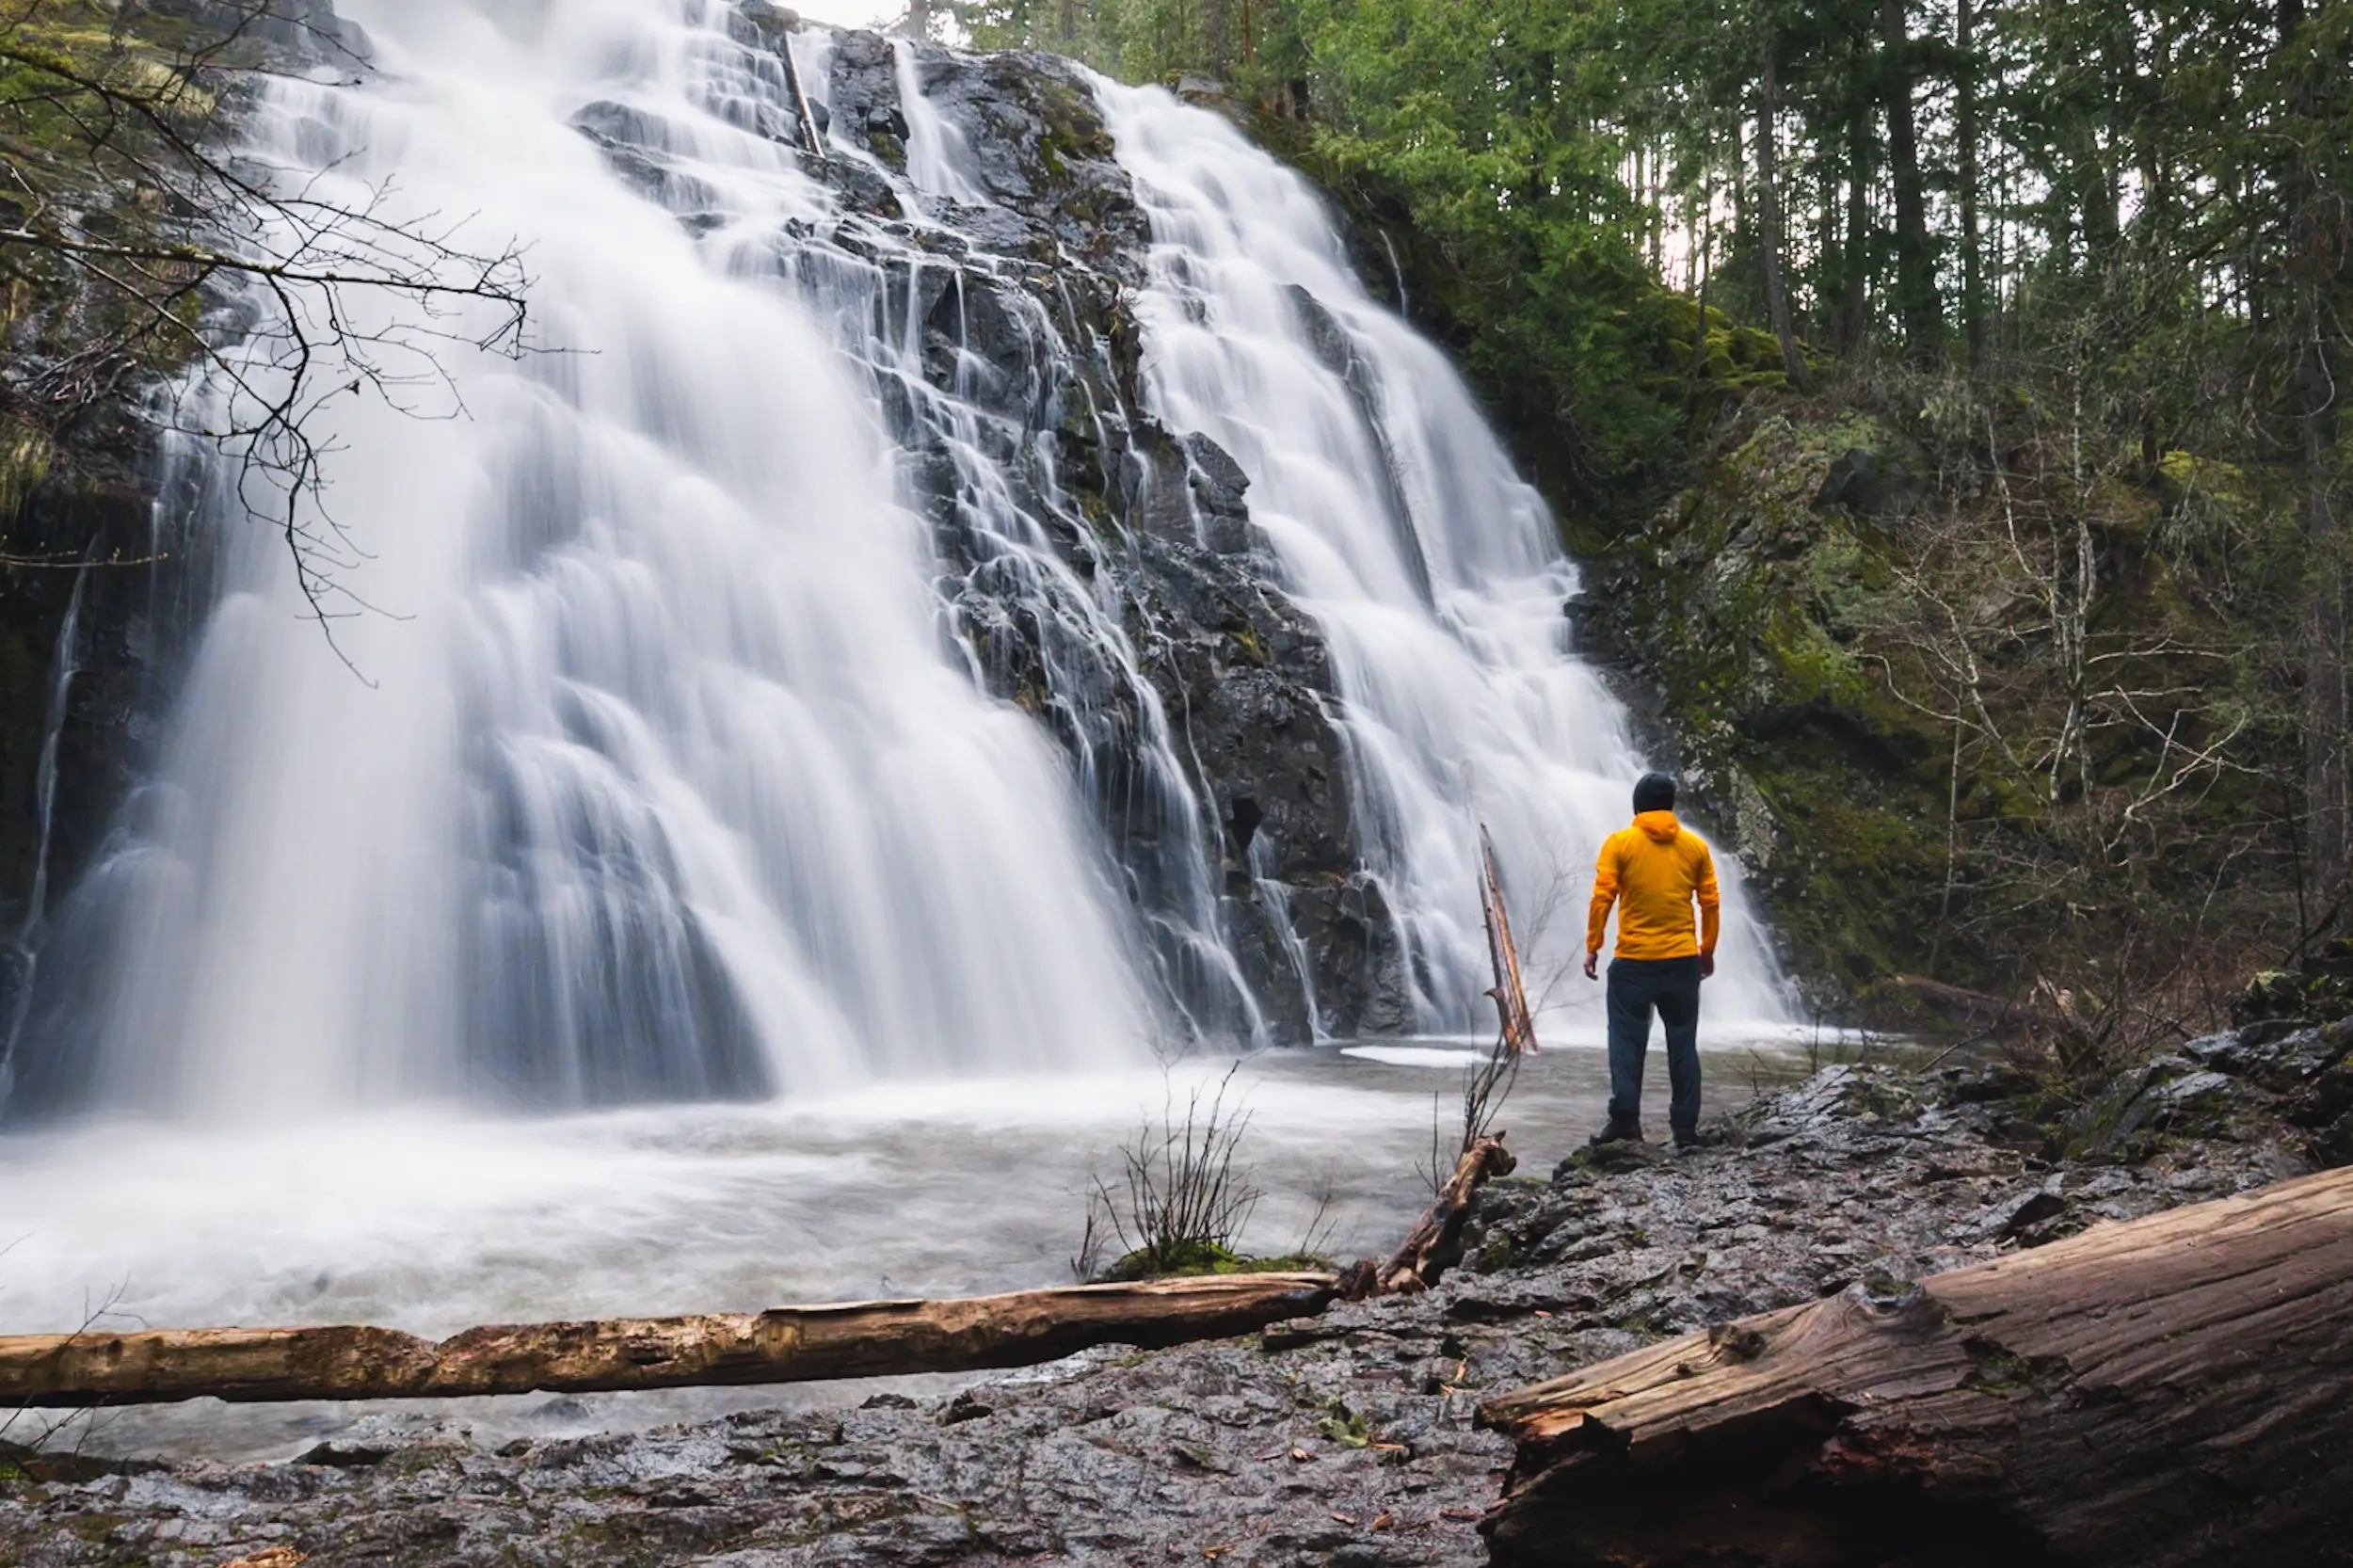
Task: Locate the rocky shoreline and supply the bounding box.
[8,1019,2341,1566]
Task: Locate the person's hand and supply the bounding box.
[1582,950,1599,981]
[1699,952,1717,981]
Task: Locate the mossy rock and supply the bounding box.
[1096,1241,1331,1282]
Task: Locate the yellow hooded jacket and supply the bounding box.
[1587,810,1721,961]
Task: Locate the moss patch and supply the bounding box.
[1097,1242,1331,1282]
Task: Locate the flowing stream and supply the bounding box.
[0,0,1806,1454]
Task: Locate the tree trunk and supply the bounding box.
[1880,0,1940,359]
[1755,38,1812,390]
[1836,49,1874,352]
[2067,116,2121,260]
[1888,972,2077,1035]
[2303,408,2344,923]
[1815,146,1839,342]
[2284,0,2348,924]
[903,0,930,39]
[1480,1165,2353,1567]
[775,27,827,162]
[1955,0,1985,369]
[0,1274,1336,1408]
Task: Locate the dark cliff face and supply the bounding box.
[0,302,179,1085]
[0,25,1420,1070]
[824,33,1412,1035]
[787,32,1413,1041]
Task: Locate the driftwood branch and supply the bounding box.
[1379,1135,1516,1294]
[0,1274,1335,1409]
[1481,824,1539,1059]
[1479,1164,2353,1567]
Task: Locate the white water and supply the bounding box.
[46,1,1155,1121]
[1096,82,1787,1042]
[2,1042,1783,1459]
[890,40,985,207]
[0,552,91,1105]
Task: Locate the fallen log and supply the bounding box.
[1889,972,2075,1033]
[1479,1163,2353,1567]
[0,1272,1334,1409]
[1379,1134,1516,1293]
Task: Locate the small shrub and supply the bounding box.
[1083,1064,1263,1280]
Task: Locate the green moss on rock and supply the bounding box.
[1098,1241,1330,1281]
[1577,410,1957,1000]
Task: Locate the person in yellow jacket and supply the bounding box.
[1583,772,1721,1150]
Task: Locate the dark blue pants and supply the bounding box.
[1606,955,1702,1138]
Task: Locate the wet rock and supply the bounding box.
[295,1440,394,1468]
[2183,1029,2256,1073]
[2148,1069,2236,1115]
[1738,1063,1869,1144]
[3,1059,2321,1564]
[939,1391,993,1424]
[1812,444,1923,518]
[1181,432,1255,553]
[1965,1177,2068,1242]
[2289,1060,2353,1129]
[1947,1062,2035,1102]
[2313,1110,2353,1169]
[791,35,1387,1042]
[2244,1021,2353,1092]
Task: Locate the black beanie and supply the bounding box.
[1632,773,1677,814]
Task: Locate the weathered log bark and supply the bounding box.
[1380,1135,1516,1293]
[0,1273,1335,1408]
[1479,1165,2353,1567]
[1481,824,1538,1058]
[1891,973,2076,1032]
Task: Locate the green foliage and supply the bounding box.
[944,0,1741,501]
[1316,1395,1372,1447]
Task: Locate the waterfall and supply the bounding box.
[20,1,1162,1121]
[0,548,94,1108]
[1093,81,1787,1036]
[8,5,1781,1126]
[889,40,984,207]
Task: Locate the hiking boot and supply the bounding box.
[1672,1130,1702,1154]
[1589,1118,1642,1146]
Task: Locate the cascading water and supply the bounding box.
[0,548,93,1106]
[1095,81,1787,1037]
[8,3,1782,1129]
[889,40,984,207]
[16,0,1166,1120]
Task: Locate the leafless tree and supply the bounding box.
[0,1,530,654]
